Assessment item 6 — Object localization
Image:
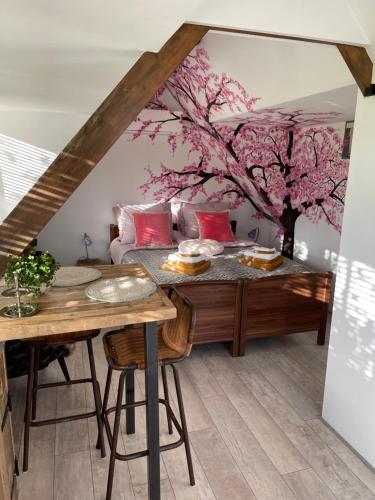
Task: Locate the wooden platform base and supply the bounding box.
[161,271,331,357]
[238,255,284,271]
[161,260,211,276]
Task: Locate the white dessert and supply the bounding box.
[167,252,207,264]
[241,247,281,261]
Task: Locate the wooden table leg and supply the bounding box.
[144,321,160,500]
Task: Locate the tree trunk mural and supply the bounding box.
[279,204,299,258]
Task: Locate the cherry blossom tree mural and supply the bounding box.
[132,46,349,258]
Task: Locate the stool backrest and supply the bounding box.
[162,288,195,357]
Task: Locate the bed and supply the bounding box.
[109,224,332,356]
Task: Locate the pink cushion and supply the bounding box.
[181,202,231,238]
[133,212,173,247]
[196,211,235,242]
[113,203,171,244]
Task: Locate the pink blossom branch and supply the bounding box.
[135,46,349,244]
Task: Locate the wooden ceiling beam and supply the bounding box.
[0,23,208,271]
[194,24,339,45]
[337,44,375,96]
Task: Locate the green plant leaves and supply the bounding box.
[4,250,60,297]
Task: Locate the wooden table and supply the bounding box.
[0,264,176,500]
[77,258,104,266]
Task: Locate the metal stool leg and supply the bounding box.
[106,370,126,500]
[97,366,112,450]
[102,367,112,416]
[31,345,40,420]
[57,355,71,382]
[87,339,106,458]
[23,345,36,472]
[161,365,173,435]
[172,364,195,486]
[125,369,135,434]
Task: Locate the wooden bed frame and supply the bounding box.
[110,224,332,356]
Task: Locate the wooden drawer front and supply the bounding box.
[244,273,331,338]
[0,343,15,500]
[245,307,322,338]
[0,413,15,499]
[174,282,241,343]
[0,409,15,500]
[0,345,7,426]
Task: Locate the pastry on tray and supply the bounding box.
[161,252,211,276]
[238,246,283,271]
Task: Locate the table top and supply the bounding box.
[77,258,104,266]
[0,264,176,341]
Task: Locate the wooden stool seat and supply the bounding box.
[104,326,182,369]
[27,329,100,346]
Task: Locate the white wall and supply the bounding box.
[348,0,375,62]
[323,90,375,467]
[189,0,368,46]
[323,0,375,468]
[293,218,341,272]
[269,213,343,273]
[0,110,90,225]
[0,110,88,154]
[0,133,56,222]
[202,33,353,114]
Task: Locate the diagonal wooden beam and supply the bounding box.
[0,23,208,271]
[337,44,375,96]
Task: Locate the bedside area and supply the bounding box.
[77,258,104,267]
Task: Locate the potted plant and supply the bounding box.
[4,250,60,297]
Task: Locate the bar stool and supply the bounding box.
[102,287,196,500]
[23,329,106,472]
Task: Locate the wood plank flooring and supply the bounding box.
[10,328,375,500]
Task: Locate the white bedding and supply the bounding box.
[109,231,255,265]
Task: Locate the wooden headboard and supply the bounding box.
[110,220,238,243]
[110,224,120,242]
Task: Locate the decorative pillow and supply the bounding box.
[195,211,235,242]
[181,202,231,238]
[113,202,171,244]
[133,211,173,247]
[178,239,224,256]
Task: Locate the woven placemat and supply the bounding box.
[53,267,102,287]
[85,276,156,303]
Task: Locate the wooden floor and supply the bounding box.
[10,327,375,500]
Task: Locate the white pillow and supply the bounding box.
[178,239,224,256]
[113,203,171,244]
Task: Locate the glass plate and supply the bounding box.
[85,276,156,303]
